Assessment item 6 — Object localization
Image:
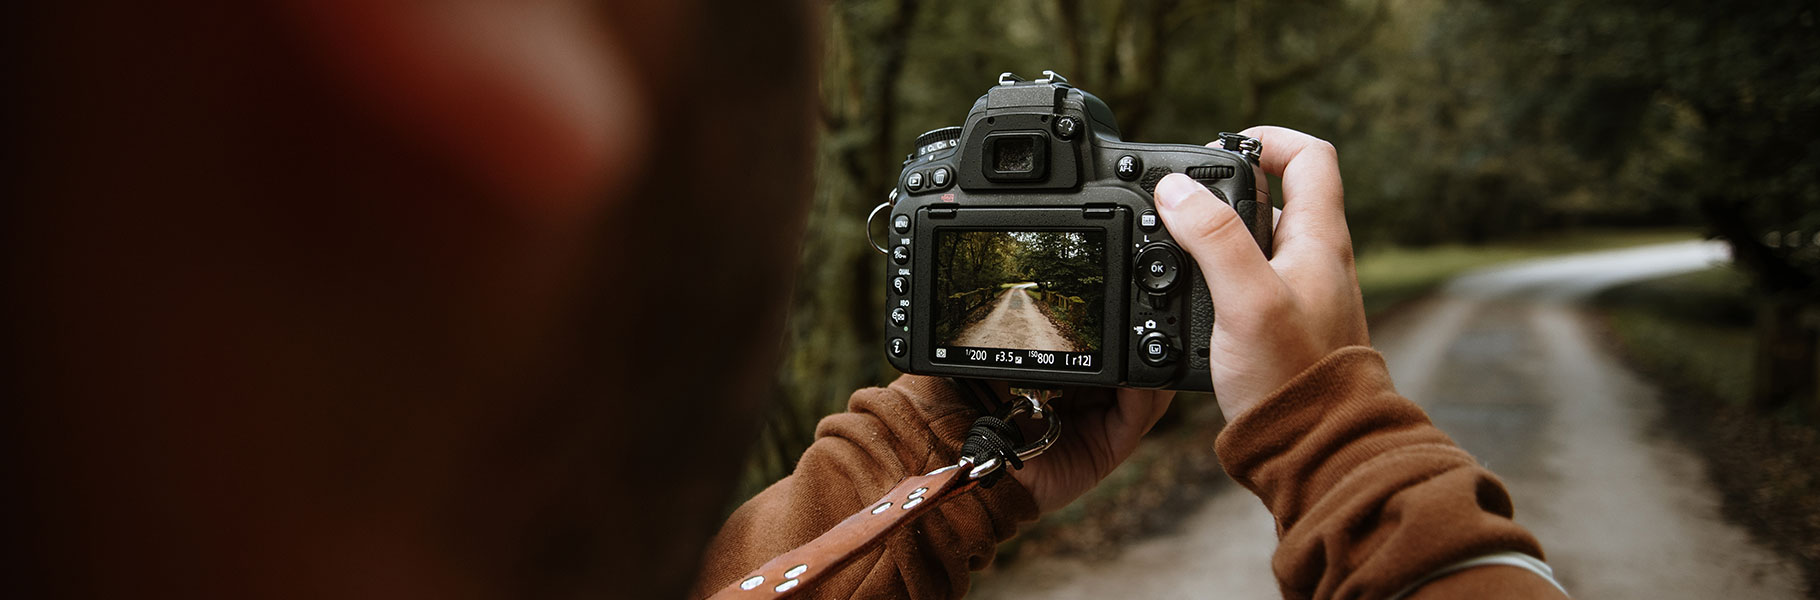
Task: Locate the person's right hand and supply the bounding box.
[1151,126,1371,422]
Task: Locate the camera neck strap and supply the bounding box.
[706,387,1061,600]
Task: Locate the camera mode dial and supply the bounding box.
[912,127,964,160]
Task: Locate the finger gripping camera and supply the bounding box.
[878,71,1272,391]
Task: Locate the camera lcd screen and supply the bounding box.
[931,230,1106,372]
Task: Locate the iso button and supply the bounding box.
[1134,244,1182,293]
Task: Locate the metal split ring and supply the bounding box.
[866,200,894,255]
[965,387,1064,480]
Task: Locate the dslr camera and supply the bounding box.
[877,71,1272,392]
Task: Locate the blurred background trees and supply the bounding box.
[742,0,1819,496]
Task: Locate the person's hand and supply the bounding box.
[1004,385,1174,514]
[1152,126,1370,422]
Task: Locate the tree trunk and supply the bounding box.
[1752,296,1820,412]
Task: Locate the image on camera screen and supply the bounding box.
[932,230,1106,371]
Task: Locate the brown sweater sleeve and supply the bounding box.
[691,375,1038,599]
[1217,346,1566,600]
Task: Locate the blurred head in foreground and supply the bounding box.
[6,1,818,597]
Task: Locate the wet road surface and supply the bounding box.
[972,241,1806,599]
[952,283,1080,352]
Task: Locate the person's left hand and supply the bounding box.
[997,385,1176,514]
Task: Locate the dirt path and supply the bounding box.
[971,241,1806,599]
[952,284,1079,352]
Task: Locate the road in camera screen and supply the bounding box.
[952,283,1077,350]
[933,230,1104,354]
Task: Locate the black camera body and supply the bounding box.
[880,71,1272,392]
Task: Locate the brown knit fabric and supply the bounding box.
[698,347,1563,599]
[1217,346,1563,600]
[692,375,1038,599]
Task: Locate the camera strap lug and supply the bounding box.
[705,386,1064,599]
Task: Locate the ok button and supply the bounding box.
[1134,244,1182,293]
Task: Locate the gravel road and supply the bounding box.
[952,283,1080,352]
[971,240,1806,599]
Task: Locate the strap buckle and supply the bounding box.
[952,387,1063,481]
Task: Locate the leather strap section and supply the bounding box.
[706,463,980,599]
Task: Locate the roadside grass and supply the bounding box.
[1594,267,1755,406]
[1593,267,1820,593]
[989,227,1704,566]
[1357,228,1700,317]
